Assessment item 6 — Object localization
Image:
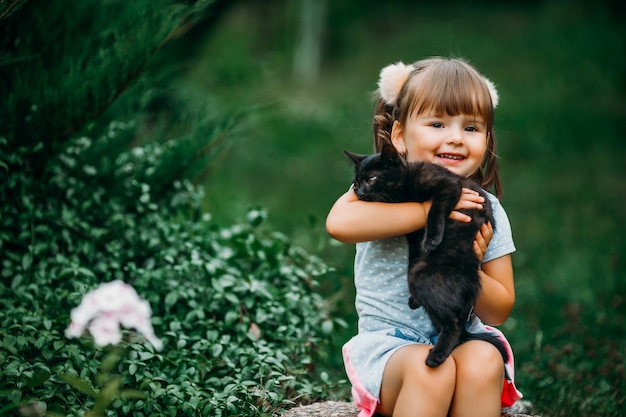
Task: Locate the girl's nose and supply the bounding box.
[447,127,464,144]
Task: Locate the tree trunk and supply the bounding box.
[293,0,327,85]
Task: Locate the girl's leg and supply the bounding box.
[377,344,455,417]
[449,340,504,417]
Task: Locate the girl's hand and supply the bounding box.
[449,188,485,222]
[473,221,493,262]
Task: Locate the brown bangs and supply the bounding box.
[399,59,494,127]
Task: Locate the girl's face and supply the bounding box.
[391,112,488,178]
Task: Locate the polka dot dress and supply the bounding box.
[342,193,522,416]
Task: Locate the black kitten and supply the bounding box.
[345,143,508,368]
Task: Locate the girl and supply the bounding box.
[326,57,522,417]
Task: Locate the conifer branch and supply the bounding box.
[0,0,24,22]
[60,60,148,141]
[60,8,207,142]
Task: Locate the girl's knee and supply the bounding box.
[449,342,504,416]
[379,345,456,415]
[453,341,504,382]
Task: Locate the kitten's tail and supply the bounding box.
[462,331,509,364]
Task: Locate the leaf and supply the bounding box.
[59,373,97,397]
[211,344,223,357]
[10,274,23,290]
[164,292,178,309]
[120,388,147,400]
[21,253,33,271]
[188,396,201,409]
[321,319,333,335]
[77,267,95,277]
[43,412,65,417]
[27,370,51,387]
[100,349,123,373]
[92,376,123,415]
[248,322,261,341]
[224,310,238,325]
[128,363,138,375]
[137,351,154,361]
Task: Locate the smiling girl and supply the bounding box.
[326,58,522,417]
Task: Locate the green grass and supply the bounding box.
[179,1,625,415]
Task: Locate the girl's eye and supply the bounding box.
[465,125,485,133]
[431,122,443,128]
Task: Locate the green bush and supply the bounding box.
[0,133,340,416]
[1,2,345,414]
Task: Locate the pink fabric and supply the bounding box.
[484,325,524,407]
[343,344,379,417]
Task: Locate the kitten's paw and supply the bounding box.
[421,238,441,253]
[421,228,444,252]
[408,297,420,309]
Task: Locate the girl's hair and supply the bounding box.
[372,57,502,197]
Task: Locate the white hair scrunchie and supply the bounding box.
[482,77,499,108]
[377,62,414,106]
[377,61,499,108]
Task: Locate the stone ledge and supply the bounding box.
[281,401,540,417]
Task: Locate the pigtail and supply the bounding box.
[372,99,395,152]
[484,132,503,198]
[372,62,414,152]
[471,130,503,198]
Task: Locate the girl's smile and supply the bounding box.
[436,152,468,165]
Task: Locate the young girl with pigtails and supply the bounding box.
[326,57,523,417]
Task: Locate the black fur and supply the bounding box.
[345,143,508,367]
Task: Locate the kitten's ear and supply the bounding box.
[380,143,401,162]
[344,150,367,165]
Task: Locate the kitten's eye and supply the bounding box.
[367,176,377,185]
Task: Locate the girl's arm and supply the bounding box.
[325,188,485,243]
[325,189,429,243]
[473,223,516,326]
[475,256,515,325]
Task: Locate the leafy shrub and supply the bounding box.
[0,131,341,417]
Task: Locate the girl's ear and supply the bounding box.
[390,121,407,156]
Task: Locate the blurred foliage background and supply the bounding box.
[2,0,625,415]
[181,0,626,414]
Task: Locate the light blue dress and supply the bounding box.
[342,192,523,417]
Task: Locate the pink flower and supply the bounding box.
[65,280,163,351]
